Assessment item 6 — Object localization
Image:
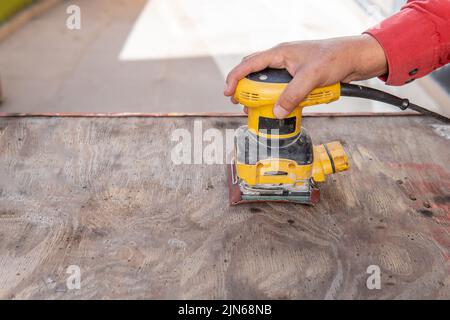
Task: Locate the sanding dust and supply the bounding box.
[431,124,450,140]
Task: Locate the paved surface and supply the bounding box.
[0,0,442,114]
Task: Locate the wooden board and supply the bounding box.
[0,116,449,299]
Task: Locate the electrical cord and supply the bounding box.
[340,83,449,123]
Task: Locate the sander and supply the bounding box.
[227,67,446,205]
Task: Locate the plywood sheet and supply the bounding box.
[0,116,449,299]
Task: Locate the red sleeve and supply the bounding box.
[364,0,450,86]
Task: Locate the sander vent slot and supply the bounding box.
[240,92,260,101]
[304,90,333,101]
[263,171,288,176]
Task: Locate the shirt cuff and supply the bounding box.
[364,6,440,86]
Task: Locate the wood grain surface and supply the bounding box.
[0,116,449,299]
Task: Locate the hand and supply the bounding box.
[224,35,388,118]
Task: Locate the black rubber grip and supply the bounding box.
[323,144,336,174]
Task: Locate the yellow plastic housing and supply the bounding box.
[247,104,301,139]
[237,160,312,186]
[233,76,348,187]
[312,141,349,183]
[236,141,349,186]
[234,78,341,139]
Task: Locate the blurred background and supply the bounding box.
[0,0,448,115]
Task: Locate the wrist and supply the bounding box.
[352,34,388,79]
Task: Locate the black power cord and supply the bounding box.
[340,83,449,123]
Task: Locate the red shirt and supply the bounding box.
[365,0,450,85]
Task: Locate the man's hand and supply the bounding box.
[224,35,388,118]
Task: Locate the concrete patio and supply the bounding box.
[0,0,442,114]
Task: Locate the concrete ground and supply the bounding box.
[0,0,441,114]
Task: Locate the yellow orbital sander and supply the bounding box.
[228,68,447,205]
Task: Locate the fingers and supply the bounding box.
[224,50,277,97]
[274,66,321,119]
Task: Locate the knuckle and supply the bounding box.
[304,63,326,81]
[308,65,323,78]
[241,52,258,62]
[272,52,285,66]
[226,73,239,87]
[225,73,234,84]
[281,91,299,106]
[229,64,245,78]
[238,59,254,72]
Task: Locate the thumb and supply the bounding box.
[274,69,319,119]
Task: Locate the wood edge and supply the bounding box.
[0,112,424,118]
[417,77,450,119]
[0,0,62,43]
